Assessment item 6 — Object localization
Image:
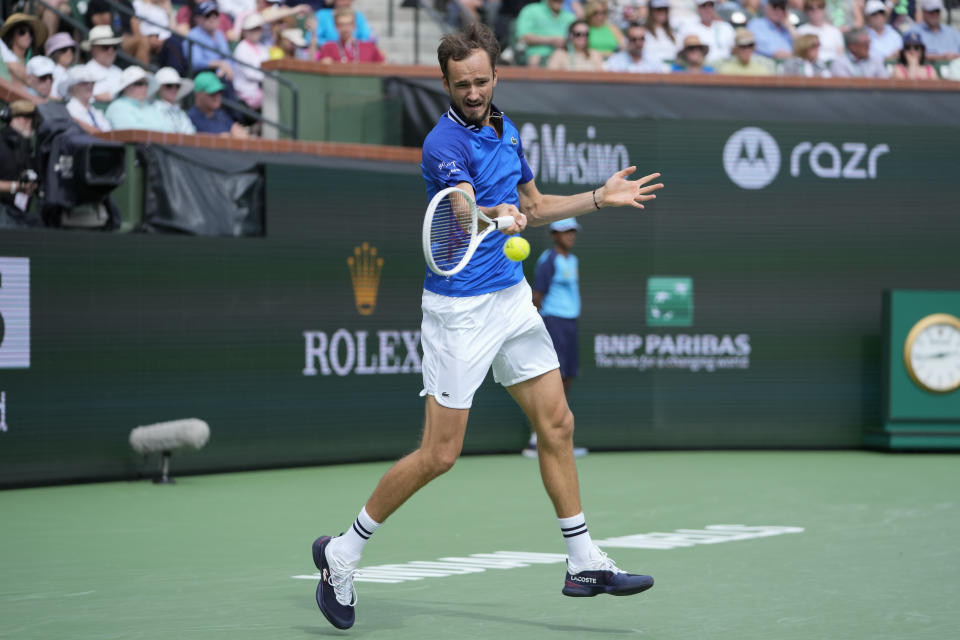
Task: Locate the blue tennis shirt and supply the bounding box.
[533,249,580,319]
[420,105,533,297]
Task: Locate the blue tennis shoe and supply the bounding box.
[562,549,654,597]
[312,535,358,629]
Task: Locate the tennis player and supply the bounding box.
[313,22,664,630]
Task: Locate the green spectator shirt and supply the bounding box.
[516,1,576,62]
[588,24,620,55]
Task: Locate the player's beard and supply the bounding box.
[460,98,490,128]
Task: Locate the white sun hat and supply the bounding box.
[114,65,159,99]
[154,66,194,102]
[57,63,97,99]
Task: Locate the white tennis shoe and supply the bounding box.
[312,535,359,629]
[326,541,359,607]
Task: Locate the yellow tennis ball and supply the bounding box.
[503,236,530,261]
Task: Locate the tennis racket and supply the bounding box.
[422,186,515,277]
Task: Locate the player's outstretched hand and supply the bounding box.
[492,203,527,235]
[599,167,663,209]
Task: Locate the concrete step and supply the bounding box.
[360,0,447,65]
[379,39,443,64]
[357,0,448,37]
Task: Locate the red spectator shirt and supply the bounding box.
[316,40,384,63]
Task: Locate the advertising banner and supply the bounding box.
[1,107,959,485]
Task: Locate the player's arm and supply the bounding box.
[518,167,663,228]
[454,181,528,235]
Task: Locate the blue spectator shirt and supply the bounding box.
[312,8,372,45]
[187,105,236,134]
[184,26,233,72]
[912,23,960,56]
[533,249,580,319]
[420,105,533,297]
[747,16,793,58]
[671,63,716,73]
[868,24,903,59]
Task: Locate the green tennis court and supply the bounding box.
[1,451,957,639]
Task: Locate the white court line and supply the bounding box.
[292,524,804,584]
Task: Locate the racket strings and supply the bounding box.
[429,194,474,272]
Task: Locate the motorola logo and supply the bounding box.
[722,127,781,190]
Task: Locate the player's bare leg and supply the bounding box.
[522,374,587,459]
[313,396,469,629]
[365,396,469,522]
[508,369,582,517]
[509,368,654,598]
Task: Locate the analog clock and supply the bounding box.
[903,313,960,393]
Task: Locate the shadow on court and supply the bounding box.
[295,596,648,636]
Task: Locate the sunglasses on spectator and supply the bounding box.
[131,80,149,87]
[738,43,755,48]
[628,36,645,42]
[162,83,181,89]
[95,44,118,50]
[923,8,940,12]
[869,10,884,15]
[204,11,219,17]
[572,30,589,37]
[904,44,924,50]
[14,24,32,36]
[37,74,54,81]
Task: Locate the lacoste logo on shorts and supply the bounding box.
[441,392,450,398]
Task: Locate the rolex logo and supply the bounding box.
[347,243,384,316]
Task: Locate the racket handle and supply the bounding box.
[493,216,515,230]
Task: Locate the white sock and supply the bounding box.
[330,506,380,566]
[528,432,538,447]
[558,512,595,570]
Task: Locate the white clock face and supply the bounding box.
[908,322,960,392]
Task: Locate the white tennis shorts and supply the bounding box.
[420,279,560,409]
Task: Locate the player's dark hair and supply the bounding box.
[437,23,500,80]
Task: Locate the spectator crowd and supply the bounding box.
[1,0,387,139]
[459,0,960,78]
[4,0,958,137]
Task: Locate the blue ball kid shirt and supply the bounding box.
[533,248,580,319]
